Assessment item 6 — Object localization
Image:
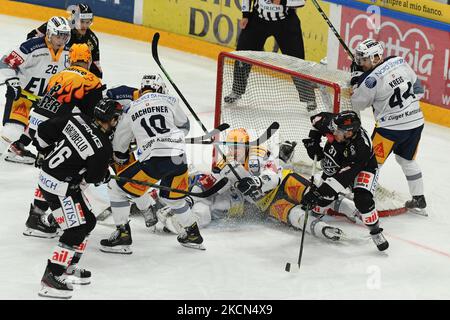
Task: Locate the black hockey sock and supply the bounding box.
[34,199,50,212]
[16,134,32,146]
[47,259,66,277]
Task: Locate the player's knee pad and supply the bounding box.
[191,201,212,228]
[107,179,129,202]
[133,192,155,210]
[353,189,375,214]
[395,154,422,175]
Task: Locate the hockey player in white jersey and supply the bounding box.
[350,39,426,215]
[100,74,206,252]
[0,16,71,164]
[155,128,359,243]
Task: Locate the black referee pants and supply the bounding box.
[230,13,316,105]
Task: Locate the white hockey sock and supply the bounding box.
[108,180,131,226]
[395,154,424,196]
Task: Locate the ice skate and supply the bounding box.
[405,195,427,216]
[5,141,36,165]
[39,264,73,299]
[321,226,345,241]
[224,92,242,104]
[63,265,91,285]
[23,205,58,238]
[177,222,205,250]
[100,222,132,254]
[369,227,389,251]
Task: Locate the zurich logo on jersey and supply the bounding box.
[365,77,377,89]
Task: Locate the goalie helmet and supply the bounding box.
[226,128,250,163]
[141,74,168,94]
[69,43,92,64]
[67,3,94,29]
[46,16,71,44]
[331,110,361,133]
[355,39,384,65]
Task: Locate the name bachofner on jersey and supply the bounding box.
[351,56,424,131]
[113,91,190,160]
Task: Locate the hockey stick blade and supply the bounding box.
[151,32,161,65]
[185,123,230,144]
[111,175,228,198]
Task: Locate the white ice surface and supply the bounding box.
[0,14,450,300]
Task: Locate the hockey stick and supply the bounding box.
[186,121,280,146]
[310,0,354,61]
[111,175,229,198]
[285,156,317,272]
[151,32,271,182]
[185,122,230,144]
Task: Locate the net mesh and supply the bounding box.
[215,51,353,169]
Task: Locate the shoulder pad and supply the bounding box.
[106,85,137,100]
[19,37,46,54]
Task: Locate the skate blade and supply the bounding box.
[4,156,35,165]
[408,208,428,217]
[62,275,91,285]
[180,242,206,251]
[23,228,58,239]
[100,245,132,254]
[38,286,72,299]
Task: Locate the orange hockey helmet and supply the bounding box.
[69,43,92,64]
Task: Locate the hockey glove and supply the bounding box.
[301,184,323,210]
[279,141,297,163]
[113,151,130,165]
[95,170,111,187]
[5,77,21,101]
[236,176,262,198]
[302,138,324,161]
[34,152,45,169]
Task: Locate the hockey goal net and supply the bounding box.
[214,51,353,169]
[214,51,406,216]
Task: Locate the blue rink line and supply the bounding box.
[324,0,450,32]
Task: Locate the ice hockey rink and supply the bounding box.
[1,14,450,300]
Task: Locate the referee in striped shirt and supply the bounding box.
[225,0,317,111]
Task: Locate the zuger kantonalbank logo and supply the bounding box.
[345,13,434,83]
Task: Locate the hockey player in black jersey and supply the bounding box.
[23,43,103,239]
[301,110,389,251]
[33,99,122,299]
[27,3,102,78]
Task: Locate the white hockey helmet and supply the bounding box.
[141,74,168,94]
[354,39,384,65]
[46,16,71,44]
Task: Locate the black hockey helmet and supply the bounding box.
[331,110,361,133]
[94,98,123,123]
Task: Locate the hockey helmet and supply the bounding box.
[355,39,384,65]
[226,128,250,144]
[141,74,168,94]
[69,43,92,65]
[46,16,71,44]
[331,110,361,134]
[94,98,123,123]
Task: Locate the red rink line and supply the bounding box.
[383,232,450,259]
[330,213,450,259]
